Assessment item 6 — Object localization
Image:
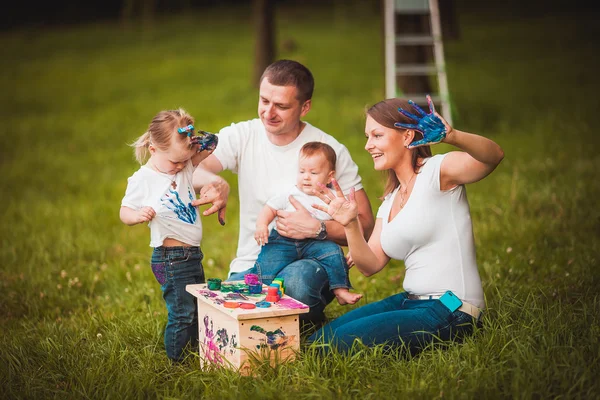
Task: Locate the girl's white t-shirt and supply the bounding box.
[121,160,203,247]
[376,154,484,308]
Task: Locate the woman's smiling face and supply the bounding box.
[364,115,406,171]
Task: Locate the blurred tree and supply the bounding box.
[440,0,459,40]
[120,0,157,28]
[253,0,276,87]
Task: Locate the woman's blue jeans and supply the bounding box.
[151,246,205,361]
[307,292,481,354]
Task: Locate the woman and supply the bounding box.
[307,96,504,353]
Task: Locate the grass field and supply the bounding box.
[1,1,599,398]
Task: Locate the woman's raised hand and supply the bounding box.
[394,94,452,148]
[313,179,358,227]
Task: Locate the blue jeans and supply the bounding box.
[307,292,481,354]
[228,258,334,326]
[151,246,205,361]
[253,230,350,289]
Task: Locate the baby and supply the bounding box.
[253,142,362,305]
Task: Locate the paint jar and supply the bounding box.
[269,283,283,297]
[220,283,233,293]
[271,281,284,297]
[207,278,222,290]
[244,273,260,285]
[248,283,262,294]
[273,278,285,296]
[265,286,280,302]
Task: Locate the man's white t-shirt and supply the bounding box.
[121,160,203,247]
[213,119,363,274]
[376,154,484,308]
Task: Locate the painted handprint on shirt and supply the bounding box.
[162,187,197,224]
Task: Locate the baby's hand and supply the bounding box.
[254,225,269,246]
[137,206,156,224]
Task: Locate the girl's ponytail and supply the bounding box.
[131,131,151,165]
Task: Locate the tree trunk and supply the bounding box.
[253,0,275,87]
[440,0,460,40]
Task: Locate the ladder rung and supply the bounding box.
[394,10,430,15]
[394,0,430,14]
[396,65,437,75]
[396,35,435,45]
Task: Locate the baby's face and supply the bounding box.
[296,154,334,195]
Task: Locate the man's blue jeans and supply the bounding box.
[228,257,334,326]
[307,292,481,354]
[251,230,350,289]
[151,246,205,361]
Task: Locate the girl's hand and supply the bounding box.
[394,94,453,148]
[254,225,269,246]
[137,206,156,223]
[312,179,358,227]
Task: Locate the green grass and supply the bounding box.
[1,1,599,398]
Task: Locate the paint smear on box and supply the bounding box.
[249,325,296,350]
[276,297,309,309]
[202,315,223,364]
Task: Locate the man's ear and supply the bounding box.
[300,99,311,117]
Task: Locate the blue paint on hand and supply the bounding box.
[394,94,448,148]
[192,131,219,152]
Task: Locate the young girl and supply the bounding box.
[248,142,362,305]
[120,108,217,361]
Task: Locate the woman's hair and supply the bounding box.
[300,141,337,172]
[130,108,195,164]
[366,98,432,198]
[260,59,314,103]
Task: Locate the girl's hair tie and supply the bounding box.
[177,124,195,137]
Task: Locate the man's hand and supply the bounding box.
[275,196,320,239]
[191,178,229,226]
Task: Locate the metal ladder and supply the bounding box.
[384,0,452,125]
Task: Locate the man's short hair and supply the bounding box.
[260,59,314,102]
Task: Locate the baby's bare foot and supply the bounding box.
[333,288,363,305]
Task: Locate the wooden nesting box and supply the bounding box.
[186,282,309,375]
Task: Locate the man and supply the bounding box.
[193,60,374,326]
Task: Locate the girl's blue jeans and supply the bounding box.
[151,246,205,361]
[307,292,481,354]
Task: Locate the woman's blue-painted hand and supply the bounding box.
[394,94,451,148]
